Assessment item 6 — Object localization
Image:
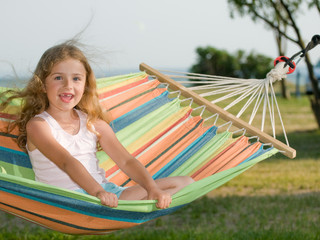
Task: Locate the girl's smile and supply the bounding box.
[59,93,74,103]
[44,58,86,112]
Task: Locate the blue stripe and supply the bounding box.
[0,180,185,223]
[0,146,32,168]
[154,126,218,179]
[110,91,172,132]
[240,146,273,164]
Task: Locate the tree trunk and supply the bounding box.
[311,98,320,129]
[275,29,290,99]
[281,78,290,99]
[305,54,320,128]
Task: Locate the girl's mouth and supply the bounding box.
[59,94,74,103]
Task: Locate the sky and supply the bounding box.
[0,0,319,80]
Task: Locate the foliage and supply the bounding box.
[237,50,274,79]
[228,0,302,39]
[190,47,239,77]
[227,0,320,128]
[307,0,320,12]
[190,46,273,79]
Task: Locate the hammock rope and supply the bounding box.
[157,61,291,147]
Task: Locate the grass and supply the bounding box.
[1,193,320,240]
[0,94,319,240]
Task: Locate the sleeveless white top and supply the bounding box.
[27,109,107,190]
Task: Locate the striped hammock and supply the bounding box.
[0,64,294,235]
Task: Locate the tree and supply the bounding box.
[273,1,291,99]
[236,50,274,78]
[228,0,320,128]
[190,46,273,79]
[190,47,240,77]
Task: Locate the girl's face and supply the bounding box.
[44,58,87,113]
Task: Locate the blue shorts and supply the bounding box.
[75,182,127,198]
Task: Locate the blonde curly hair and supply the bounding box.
[0,41,109,152]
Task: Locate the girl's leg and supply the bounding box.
[119,176,194,200]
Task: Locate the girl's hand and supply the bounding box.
[147,189,172,209]
[96,191,118,208]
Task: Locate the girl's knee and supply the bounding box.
[183,176,195,186]
[176,176,194,188]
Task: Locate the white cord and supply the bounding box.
[159,62,290,147]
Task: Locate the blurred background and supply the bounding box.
[0,1,319,76]
[0,1,319,239]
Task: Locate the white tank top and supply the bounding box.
[27,109,107,190]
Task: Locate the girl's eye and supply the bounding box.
[73,77,80,81]
[55,76,62,80]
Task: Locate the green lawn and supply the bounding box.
[0,95,319,240]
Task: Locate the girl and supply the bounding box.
[1,41,194,209]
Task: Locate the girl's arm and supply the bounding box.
[94,119,172,209]
[26,117,118,207]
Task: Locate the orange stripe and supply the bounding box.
[109,117,206,186]
[188,137,236,176]
[191,137,240,179]
[0,190,137,235]
[216,142,262,173]
[97,74,148,95]
[0,119,18,134]
[144,125,208,181]
[98,77,148,99]
[131,109,193,157]
[192,136,249,181]
[0,112,17,120]
[108,88,166,120]
[0,136,21,151]
[104,109,192,178]
[0,120,21,151]
[100,80,160,109]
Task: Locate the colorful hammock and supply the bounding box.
[0,64,295,235]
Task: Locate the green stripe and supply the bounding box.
[145,119,204,168]
[169,148,279,208]
[0,87,22,106]
[0,148,278,213]
[97,99,182,164]
[0,132,18,139]
[170,131,231,176]
[121,119,204,186]
[96,72,146,89]
[0,161,35,180]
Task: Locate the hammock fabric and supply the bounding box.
[0,68,280,235]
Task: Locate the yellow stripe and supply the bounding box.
[97,74,148,94]
[99,107,192,171]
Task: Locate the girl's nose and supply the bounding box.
[63,78,73,89]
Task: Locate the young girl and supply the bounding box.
[1,41,194,209]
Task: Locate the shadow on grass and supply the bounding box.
[275,129,320,160]
[1,192,319,240]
